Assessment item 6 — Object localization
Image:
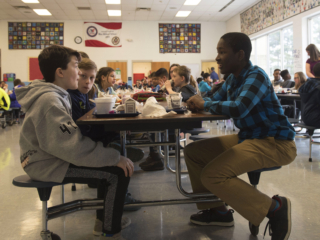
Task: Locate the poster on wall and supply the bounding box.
[8,22,64,50]
[84,22,122,47]
[241,0,320,35]
[159,23,201,53]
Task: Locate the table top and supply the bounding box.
[77,104,229,131]
[276,93,301,99]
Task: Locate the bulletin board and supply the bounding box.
[8,22,64,50]
[159,23,201,53]
[29,57,43,81]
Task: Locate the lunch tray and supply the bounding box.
[93,110,140,118]
[165,106,187,114]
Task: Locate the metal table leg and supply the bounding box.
[120,131,127,157]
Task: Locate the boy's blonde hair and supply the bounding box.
[78,58,97,71]
[173,65,191,83]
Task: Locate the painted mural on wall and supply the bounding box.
[241,0,320,35]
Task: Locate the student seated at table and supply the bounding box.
[93,67,119,99]
[154,68,169,92]
[0,87,10,111]
[280,70,295,88]
[299,62,320,128]
[152,73,161,92]
[134,80,143,89]
[271,69,284,87]
[186,32,296,240]
[0,81,9,93]
[9,79,24,123]
[15,45,133,240]
[164,65,197,102]
[199,73,212,97]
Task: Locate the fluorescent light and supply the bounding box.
[22,0,39,3]
[105,0,121,4]
[184,0,201,5]
[176,11,191,17]
[33,9,52,16]
[108,10,121,16]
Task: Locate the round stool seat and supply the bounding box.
[12,175,62,188]
[182,128,210,135]
[189,135,217,141]
[296,123,320,130]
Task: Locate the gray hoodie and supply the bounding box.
[16,80,120,183]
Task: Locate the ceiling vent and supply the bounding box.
[77,7,91,10]
[136,8,151,11]
[219,0,235,12]
[14,6,31,10]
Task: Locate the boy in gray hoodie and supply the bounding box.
[16,45,132,240]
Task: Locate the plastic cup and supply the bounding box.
[95,97,116,114]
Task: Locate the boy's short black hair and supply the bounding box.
[13,79,22,87]
[211,67,215,71]
[221,32,252,62]
[280,70,289,79]
[313,63,320,77]
[203,73,210,79]
[38,45,81,83]
[274,69,281,73]
[155,68,169,79]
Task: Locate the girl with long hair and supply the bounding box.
[306,44,320,78]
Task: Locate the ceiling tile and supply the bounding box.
[186,16,200,21]
[153,0,170,4]
[41,3,62,10]
[135,15,148,20]
[173,16,186,20]
[121,4,136,11]
[56,16,70,20]
[162,11,177,17]
[108,16,122,20]
[0,2,16,9]
[88,0,105,3]
[168,0,185,4]
[135,10,149,16]
[25,3,45,9]
[78,10,95,16]
[63,9,80,15]
[121,0,138,4]
[93,10,109,15]
[122,15,135,20]
[58,3,78,10]
[149,10,163,16]
[55,0,74,4]
[193,5,209,11]
[95,15,110,20]
[122,10,136,15]
[165,4,182,11]
[137,1,152,8]
[151,4,166,11]
[68,15,83,19]
[160,16,174,20]
[106,4,122,10]
[72,0,91,7]
[179,5,196,11]
[51,10,68,16]
[198,0,219,5]
[90,3,107,10]
[188,11,204,16]
[148,15,161,20]
[0,14,12,19]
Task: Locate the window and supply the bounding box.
[308,14,320,49]
[250,25,293,79]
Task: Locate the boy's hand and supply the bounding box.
[116,156,134,177]
[159,79,164,87]
[187,95,205,111]
[164,80,172,90]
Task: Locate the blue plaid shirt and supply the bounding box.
[299,78,320,93]
[204,61,295,143]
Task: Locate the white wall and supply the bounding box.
[226,6,320,74]
[0,20,226,82]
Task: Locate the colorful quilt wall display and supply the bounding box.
[241,0,320,35]
[159,23,201,53]
[8,22,64,50]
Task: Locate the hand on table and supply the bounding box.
[187,95,205,112]
[116,155,134,177]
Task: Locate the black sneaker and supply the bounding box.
[139,152,163,168]
[140,159,164,171]
[124,193,141,211]
[264,195,291,240]
[190,209,234,226]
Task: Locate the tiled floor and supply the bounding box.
[0,120,319,240]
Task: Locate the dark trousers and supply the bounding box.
[62,164,130,234]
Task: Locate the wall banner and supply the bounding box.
[241,0,320,35]
[84,22,122,47]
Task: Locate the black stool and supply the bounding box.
[13,175,64,240]
[247,166,282,236]
[189,134,217,141]
[181,128,210,147]
[296,123,320,162]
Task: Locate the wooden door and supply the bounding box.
[107,61,127,82]
[201,61,220,78]
[151,62,170,73]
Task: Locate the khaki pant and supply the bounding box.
[184,134,297,226]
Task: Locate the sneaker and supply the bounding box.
[100,232,125,240]
[264,195,291,240]
[140,158,164,171]
[124,193,141,211]
[190,209,234,227]
[108,142,144,162]
[93,217,131,236]
[139,152,163,168]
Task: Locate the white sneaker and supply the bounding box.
[93,217,131,236]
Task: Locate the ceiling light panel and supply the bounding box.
[108,10,121,16]
[22,0,40,3]
[184,0,201,5]
[105,0,121,4]
[176,11,191,17]
[33,9,52,15]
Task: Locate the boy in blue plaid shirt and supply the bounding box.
[185,33,296,240]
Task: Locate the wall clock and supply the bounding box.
[74,36,82,44]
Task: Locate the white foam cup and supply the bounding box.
[95,97,116,114]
